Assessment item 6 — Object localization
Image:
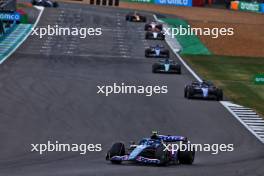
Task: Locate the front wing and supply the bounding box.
[110,155,160,164]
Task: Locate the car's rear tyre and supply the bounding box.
[155,145,170,166]
[186,88,192,99]
[178,142,195,164]
[53,2,58,7]
[216,89,223,101]
[106,142,125,164]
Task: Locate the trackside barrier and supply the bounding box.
[89,0,119,6]
[121,0,154,3]
[121,0,192,6]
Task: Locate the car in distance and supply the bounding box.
[31,0,58,7]
[145,45,169,58]
[145,22,163,31]
[184,81,223,101]
[126,12,146,22]
[145,28,165,40]
[152,59,181,74]
[106,132,195,166]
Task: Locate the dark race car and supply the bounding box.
[145,45,169,58]
[184,80,223,101]
[144,22,163,31]
[152,59,181,74]
[31,0,58,7]
[106,132,195,166]
[126,12,146,22]
[145,28,165,40]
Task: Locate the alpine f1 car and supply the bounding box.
[145,29,165,40]
[126,12,146,22]
[31,0,58,7]
[152,59,181,74]
[144,22,163,31]
[145,45,169,58]
[184,80,223,101]
[106,132,195,166]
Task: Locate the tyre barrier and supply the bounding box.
[89,0,119,6]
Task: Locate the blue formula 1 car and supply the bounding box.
[152,59,181,74]
[106,132,195,166]
[184,80,223,101]
[145,45,169,58]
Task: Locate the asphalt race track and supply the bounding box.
[0,3,263,176]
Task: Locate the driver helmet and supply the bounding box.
[151,130,159,139]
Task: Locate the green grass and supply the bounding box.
[184,55,264,116]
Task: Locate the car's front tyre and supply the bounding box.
[106,142,125,164]
[186,87,193,99]
[145,49,151,57]
[176,65,181,74]
[145,33,149,39]
[152,63,159,73]
[155,145,170,166]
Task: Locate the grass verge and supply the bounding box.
[184,55,264,116]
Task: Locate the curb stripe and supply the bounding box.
[220,101,264,143]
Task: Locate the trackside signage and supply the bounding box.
[261,3,264,13]
[0,12,21,21]
[254,74,264,85]
[155,0,192,6]
[239,2,260,12]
